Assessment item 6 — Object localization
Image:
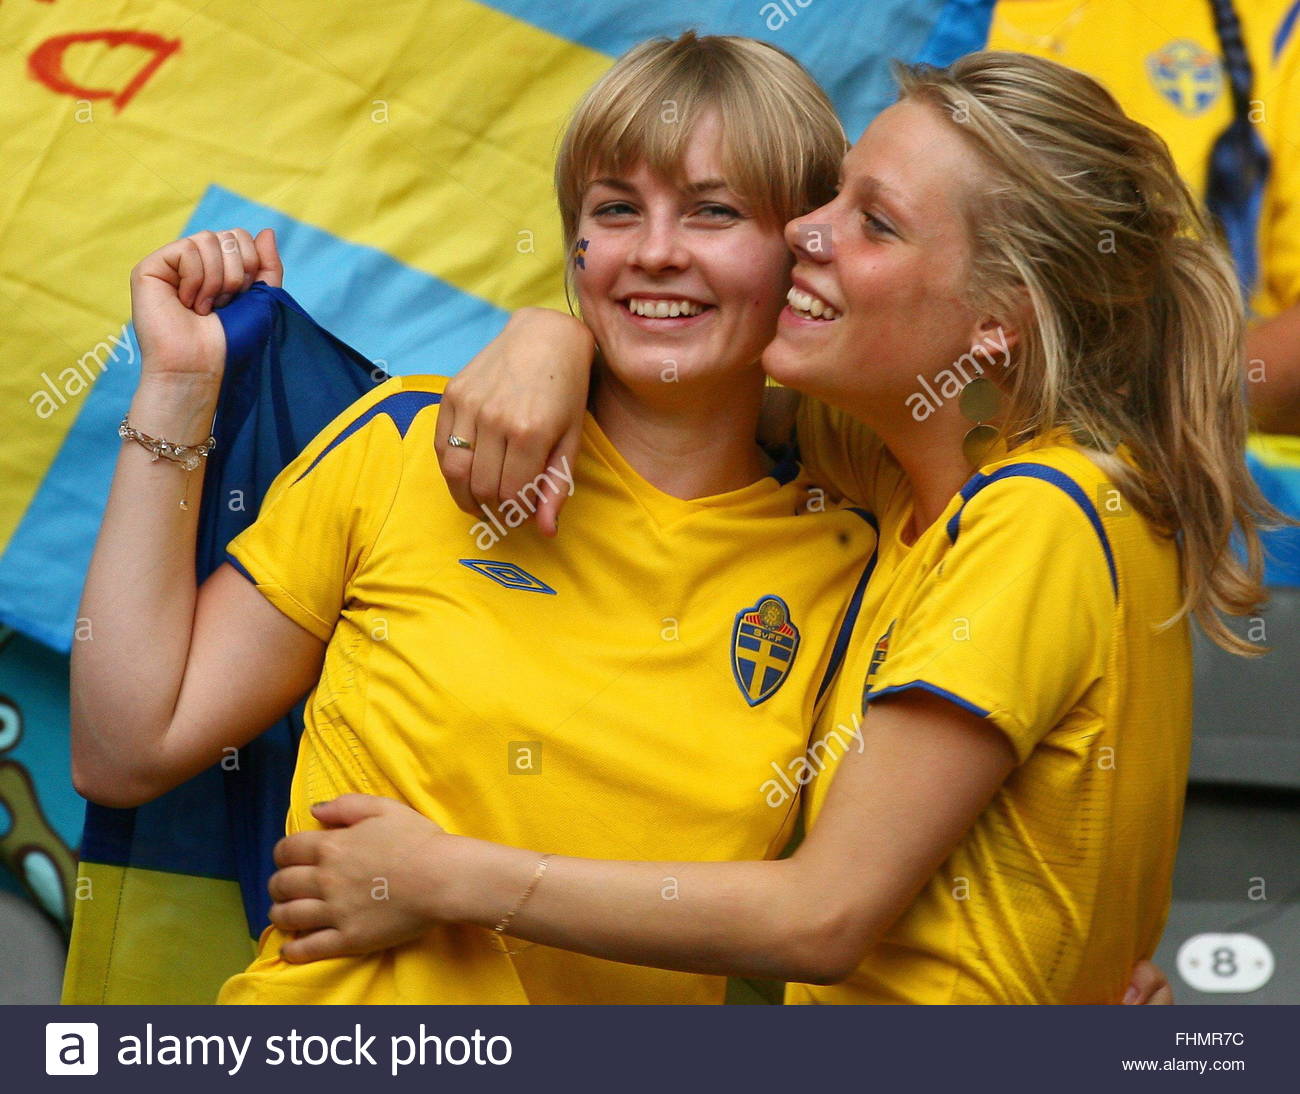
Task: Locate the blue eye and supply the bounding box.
[697,203,740,220]
[595,202,636,217]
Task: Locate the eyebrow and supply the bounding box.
[842,173,912,226]
[587,176,734,196]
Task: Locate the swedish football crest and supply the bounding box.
[1146,40,1222,116]
[731,595,800,706]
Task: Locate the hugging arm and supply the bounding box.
[274,690,1015,984]
[432,308,800,531]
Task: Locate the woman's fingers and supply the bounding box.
[499,427,554,504]
[273,830,325,869]
[212,230,247,309]
[253,227,284,287]
[279,926,349,964]
[230,228,261,293]
[1124,958,1173,1004]
[267,864,323,904]
[468,430,508,512]
[533,422,581,537]
[268,897,333,934]
[434,402,480,516]
[172,238,206,308]
[189,230,228,316]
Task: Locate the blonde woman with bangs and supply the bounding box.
[266,51,1275,1003]
[74,33,877,1005]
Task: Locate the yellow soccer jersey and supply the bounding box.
[989,0,1300,320]
[785,400,1191,1004]
[216,375,878,1005]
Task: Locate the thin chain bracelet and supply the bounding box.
[118,414,216,509]
[491,853,554,956]
[118,414,216,470]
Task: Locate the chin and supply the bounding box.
[760,338,806,388]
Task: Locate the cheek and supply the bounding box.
[573,228,623,284]
[719,245,791,317]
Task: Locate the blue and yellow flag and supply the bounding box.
[0,0,993,1003]
[5,0,1295,1005]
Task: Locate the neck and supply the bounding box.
[864,407,978,546]
[591,366,770,499]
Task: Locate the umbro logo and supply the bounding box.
[459,559,556,595]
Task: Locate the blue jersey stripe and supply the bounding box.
[292,390,442,484]
[814,508,880,708]
[944,463,1118,598]
[1275,0,1300,61]
[225,552,258,585]
[864,680,992,719]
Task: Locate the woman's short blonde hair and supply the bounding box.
[555,31,846,252]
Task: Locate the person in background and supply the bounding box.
[988,1,1300,583]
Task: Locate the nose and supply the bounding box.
[627,211,689,274]
[785,207,835,265]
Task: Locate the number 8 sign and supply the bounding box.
[1176,933,1275,994]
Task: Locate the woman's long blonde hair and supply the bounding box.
[897,51,1285,655]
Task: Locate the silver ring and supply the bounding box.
[447,434,474,450]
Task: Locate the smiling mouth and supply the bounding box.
[787,286,839,321]
[622,297,711,319]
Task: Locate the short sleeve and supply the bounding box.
[865,470,1117,763]
[794,397,895,510]
[224,376,416,642]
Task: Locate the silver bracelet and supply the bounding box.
[118,414,216,472]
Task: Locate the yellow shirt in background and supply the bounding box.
[989,0,1300,320]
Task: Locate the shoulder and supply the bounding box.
[943,446,1120,599]
[794,397,896,509]
[342,373,449,437]
[284,374,451,490]
[315,373,449,448]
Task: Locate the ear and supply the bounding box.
[971,314,1018,359]
[968,286,1033,365]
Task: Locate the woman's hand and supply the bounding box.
[269,795,452,963]
[1125,958,1174,1004]
[434,307,595,536]
[130,226,282,384]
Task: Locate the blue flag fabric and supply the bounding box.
[75,285,386,970]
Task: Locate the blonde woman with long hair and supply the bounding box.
[261,51,1237,1003]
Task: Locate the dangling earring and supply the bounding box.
[959,376,1001,467]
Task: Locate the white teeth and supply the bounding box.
[786,286,838,321]
[626,298,706,318]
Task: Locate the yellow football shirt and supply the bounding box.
[216,375,879,1004]
[988,0,1300,320]
[785,400,1191,1003]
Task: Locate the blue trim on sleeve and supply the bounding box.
[864,680,992,719]
[292,390,442,484]
[1275,0,1300,61]
[814,508,880,707]
[225,552,257,585]
[943,462,1118,598]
